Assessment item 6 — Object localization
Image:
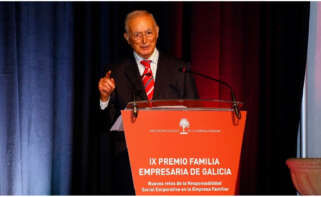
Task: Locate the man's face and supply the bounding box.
[124,14,159,59]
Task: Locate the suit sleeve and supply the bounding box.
[98,91,121,132]
[98,62,123,132]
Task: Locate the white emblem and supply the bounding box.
[179,118,190,135]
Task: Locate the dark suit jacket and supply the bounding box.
[100,51,199,132]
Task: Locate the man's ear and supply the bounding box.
[124,32,129,43]
[155,25,160,39]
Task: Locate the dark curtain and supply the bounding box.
[0,3,73,195]
[0,2,309,195]
[188,3,309,194]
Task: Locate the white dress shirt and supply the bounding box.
[100,49,159,110]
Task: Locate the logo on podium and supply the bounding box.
[179,118,190,135]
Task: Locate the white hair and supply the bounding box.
[124,10,158,33]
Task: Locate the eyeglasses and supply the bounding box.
[130,30,154,41]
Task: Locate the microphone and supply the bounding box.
[179,67,241,119]
[133,93,138,118]
[131,89,146,118]
[124,72,144,119]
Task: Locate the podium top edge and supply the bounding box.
[126,99,244,110]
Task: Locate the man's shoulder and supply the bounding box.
[159,51,183,61]
[159,51,189,69]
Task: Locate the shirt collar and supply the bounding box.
[133,48,159,64]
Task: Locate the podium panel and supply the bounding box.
[122,104,246,195]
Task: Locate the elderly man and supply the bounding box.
[98,10,198,194]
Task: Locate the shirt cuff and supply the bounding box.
[100,98,110,110]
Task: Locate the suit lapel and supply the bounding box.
[123,52,172,101]
[153,52,169,100]
[123,58,148,100]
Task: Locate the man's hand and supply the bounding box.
[98,70,116,101]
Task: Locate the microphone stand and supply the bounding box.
[180,68,241,120]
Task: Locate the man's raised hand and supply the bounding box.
[98,70,115,101]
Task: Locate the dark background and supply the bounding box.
[0,2,309,195]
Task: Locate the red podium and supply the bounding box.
[121,99,246,195]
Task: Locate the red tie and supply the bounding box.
[141,60,154,101]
